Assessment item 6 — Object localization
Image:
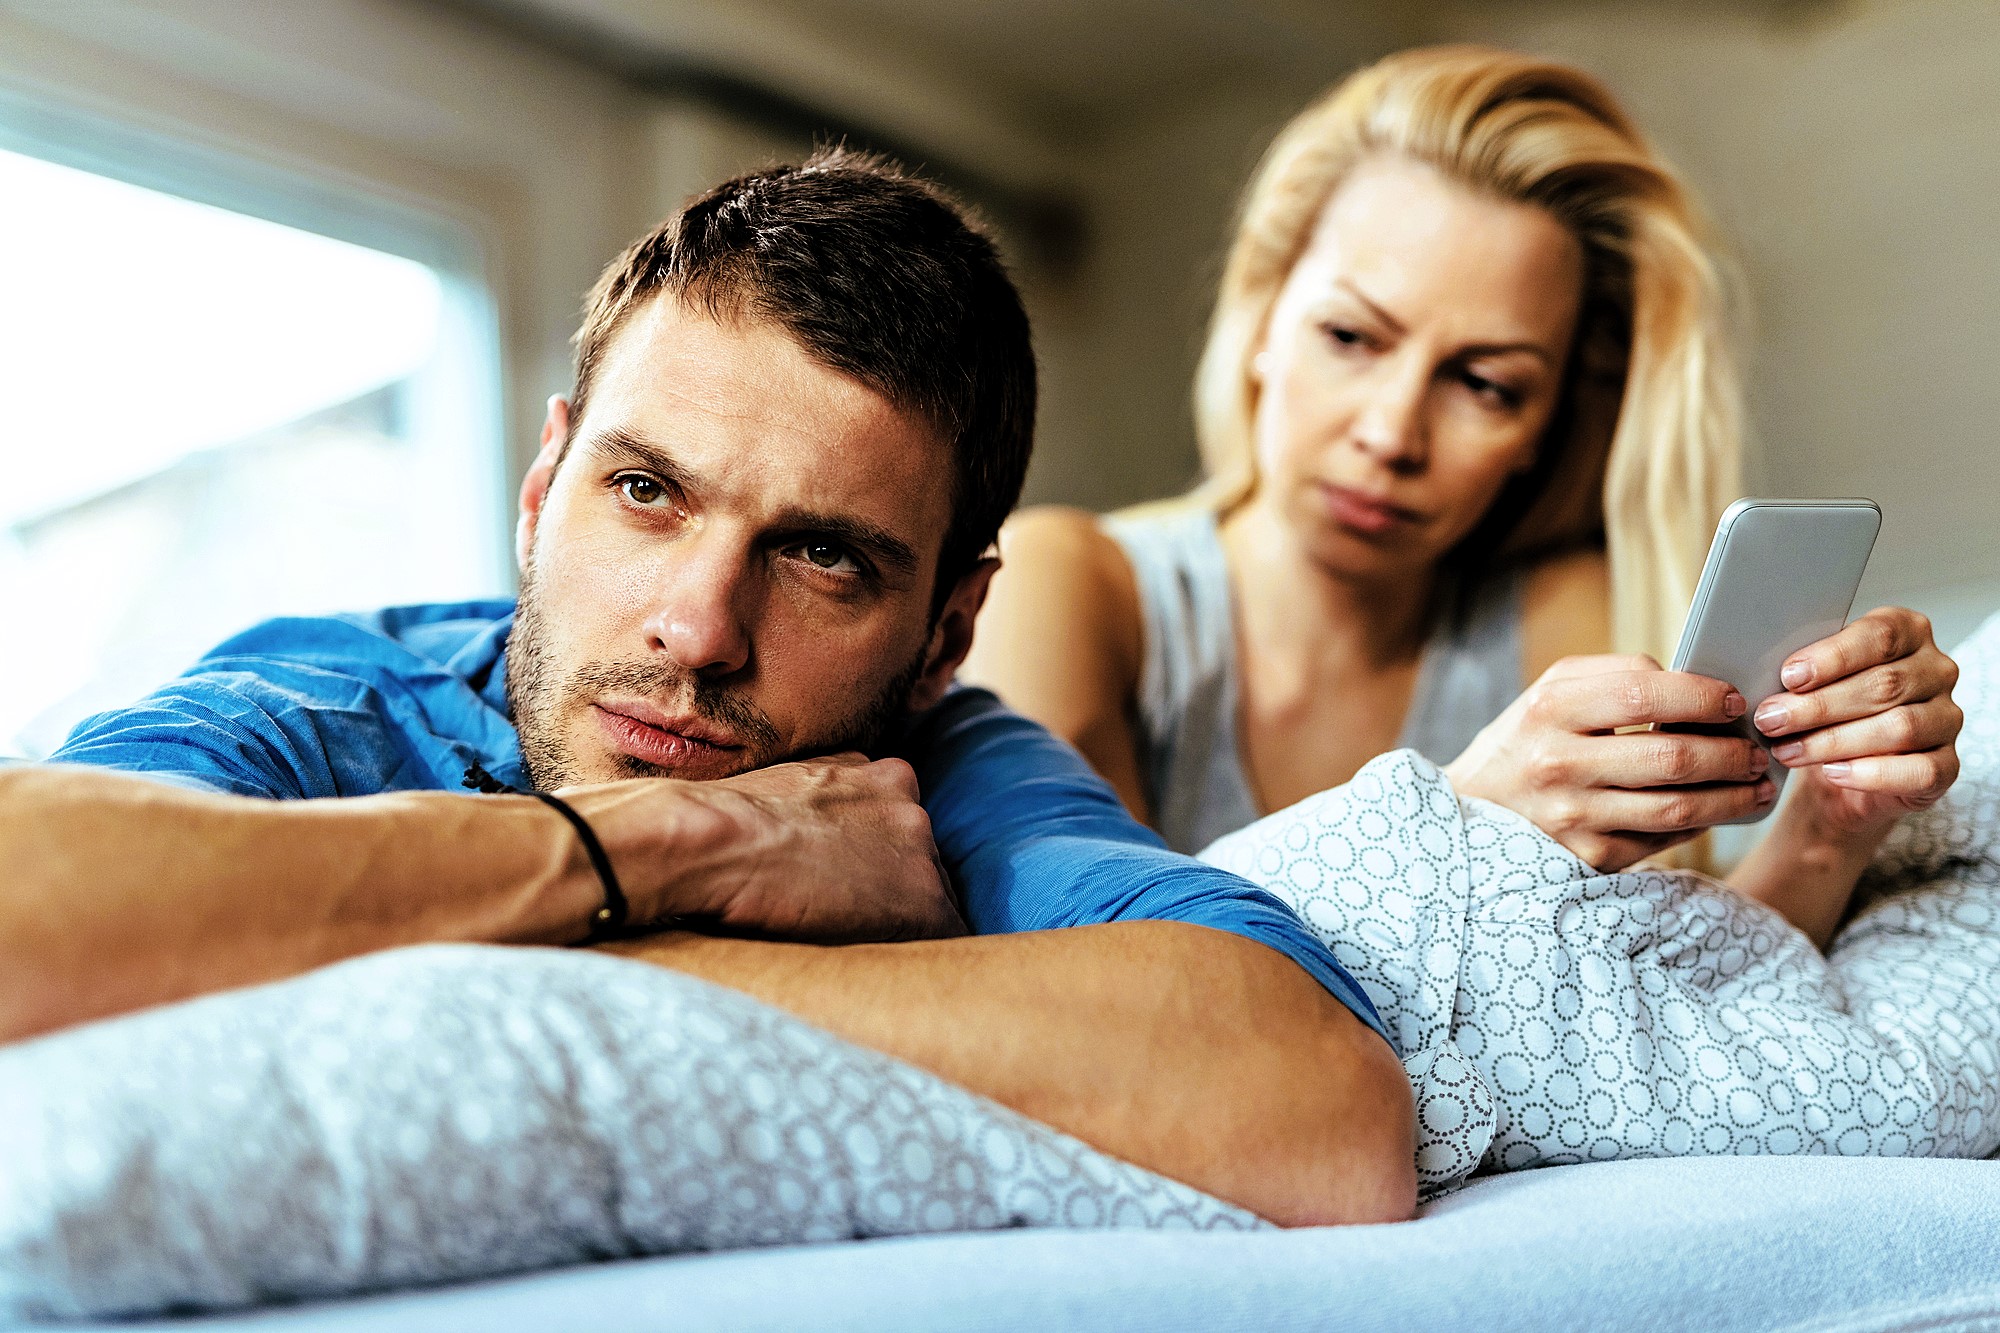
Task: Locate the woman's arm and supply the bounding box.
[957,506,1153,820]
[1726,607,1961,945]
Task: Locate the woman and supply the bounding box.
[963,46,1959,934]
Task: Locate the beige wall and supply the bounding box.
[1437,0,2000,644]
[1063,0,2000,643]
[7,0,1996,640]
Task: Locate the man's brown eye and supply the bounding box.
[619,476,664,505]
[805,542,844,569]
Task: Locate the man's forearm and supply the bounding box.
[0,765,606,1041]
[603,920,1417,1227]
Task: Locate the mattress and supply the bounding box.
[13,1155,1996,1332]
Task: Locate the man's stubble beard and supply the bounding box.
[506,558,929,792]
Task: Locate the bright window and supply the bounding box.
[0,146,509,758]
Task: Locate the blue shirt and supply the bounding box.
[48,600,1386,1045]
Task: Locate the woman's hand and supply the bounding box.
[1443,655,1776,871]
[1752,607,1961,836]
[1726,607,1960,947]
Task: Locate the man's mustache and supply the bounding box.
[566,661,782,753]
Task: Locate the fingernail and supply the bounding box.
[1781,661,1811,690]
[1723,691,1747,719]
[1756,778,1778,804]
[1754,701,1789,733]
[1824,762,1852,781]
[1750,747,1773,774]
[1771,741,1802,765]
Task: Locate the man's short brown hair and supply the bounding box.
[568,147,1037,596]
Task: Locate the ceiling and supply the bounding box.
[436,0,1414,183]
[434,0,1845,224]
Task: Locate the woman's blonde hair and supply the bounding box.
[1192,44,1744,667]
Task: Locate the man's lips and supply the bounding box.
[591,701,743,769]
[1316,482,1424,536]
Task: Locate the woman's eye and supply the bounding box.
[616,474,669,506]
[1461,372,1523,409]
[1322,323,1370,349]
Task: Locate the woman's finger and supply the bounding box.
[1821,747,1960,804]
[1539,669,1745,733]
[1555,729,1768,789]
[1753,647,1957,737]
[1778,607,1931,692]
[1540,778,1775,838]
[1768,697,1963,767]
[1536,653,1660,683]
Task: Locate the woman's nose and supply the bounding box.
[1350,361,1430,471]
[642,541,753,677]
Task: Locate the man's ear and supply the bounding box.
[907,555,1002,713]
[516,396,572,571]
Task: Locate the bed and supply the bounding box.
[5,1155,1995,1331]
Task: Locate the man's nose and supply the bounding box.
[1350,357,1430,472]
[642,538,753,677]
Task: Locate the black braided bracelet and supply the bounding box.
[462,762,629,943]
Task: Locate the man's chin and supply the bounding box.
[600,747,759,783]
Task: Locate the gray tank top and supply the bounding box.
[1104,505,1526,854]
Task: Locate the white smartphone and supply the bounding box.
[1669,497,1882,823]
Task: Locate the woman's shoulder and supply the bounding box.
[964,505,1145,695]
[1518,547,1613,678]
[996,505,1142,609]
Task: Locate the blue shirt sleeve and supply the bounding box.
[47,659,462,799]
[905,687,1392,1051]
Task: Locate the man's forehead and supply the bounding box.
[582,296,953,543]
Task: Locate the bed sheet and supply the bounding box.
[10,1155,1995,1332]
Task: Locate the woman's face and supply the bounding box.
[1247,154,1585,580]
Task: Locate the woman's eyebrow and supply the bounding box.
[1336,276,1556,366]
[1335,276,1408,336]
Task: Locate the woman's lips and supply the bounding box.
[1317,482,1419,537]
[591,704,742,771]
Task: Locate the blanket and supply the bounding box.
[1201,614,2000,1195]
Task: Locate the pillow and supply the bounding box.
[0,945,1261,1320]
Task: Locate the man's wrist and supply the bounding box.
[562,779,732,931]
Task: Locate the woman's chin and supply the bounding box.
[1294,520,1432,583]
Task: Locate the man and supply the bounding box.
[0,150,1414,1227]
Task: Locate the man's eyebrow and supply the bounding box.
[580,427,922,578]
[580,428,698,491]
[773,509,921,578]
[1335,276,1556,366]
